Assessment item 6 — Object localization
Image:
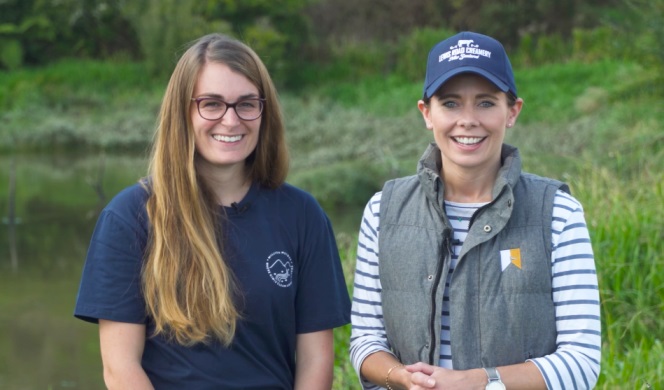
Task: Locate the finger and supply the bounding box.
[409,371,436,388]
[405,362,436,375]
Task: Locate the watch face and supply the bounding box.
[486,381,506,390]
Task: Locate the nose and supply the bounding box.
[457,106,479,129]
[221,106,242,125]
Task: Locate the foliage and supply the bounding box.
[196,0,313,85]
[304,0,444,44]
[119,0,222,77]
[290,162,389,213]
[611,0,664,66]
[0,13,50,69]
[0,0,637,84]
[0,0,139,70]
[394,27,456,83]
[303,0,620,52]
[332,232,360,389]
[0,14,51,69]
[0,38,23,70]
[0,60,162,151]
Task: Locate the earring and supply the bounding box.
[507,123,513,128]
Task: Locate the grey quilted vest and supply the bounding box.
[379,143,569,369]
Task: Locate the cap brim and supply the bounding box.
[425,67,510,98]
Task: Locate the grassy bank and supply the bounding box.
[0,60,164,152]
[1,58,662,389]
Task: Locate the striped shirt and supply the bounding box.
[349,190,601,389]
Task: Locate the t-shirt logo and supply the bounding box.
[265,251,294,287]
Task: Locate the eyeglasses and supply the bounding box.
[191,97,265,121]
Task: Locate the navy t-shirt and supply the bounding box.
[74,182,351,389]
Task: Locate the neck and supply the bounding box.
[196,161,251,206]
[442,164,499,204]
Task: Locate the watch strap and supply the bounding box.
[484,367,501,382]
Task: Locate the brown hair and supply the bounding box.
[142,33,289,345]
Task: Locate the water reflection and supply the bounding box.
[0,152,148,390]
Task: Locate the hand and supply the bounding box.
[404,362,437,390]
[405,363,485,390]
[385,363,433,390]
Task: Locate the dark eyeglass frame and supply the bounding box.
[191,97,266,121]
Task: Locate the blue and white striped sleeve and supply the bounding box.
[530,190,602,389]
[349,192,392,390]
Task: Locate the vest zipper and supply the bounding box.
[428,229,451,364]
[468,187,506,227]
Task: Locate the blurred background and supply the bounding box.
[0,0,662,389]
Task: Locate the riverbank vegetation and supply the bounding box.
[1,0,662,388]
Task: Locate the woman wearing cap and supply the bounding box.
[74,33,351,389]
[349,31,600,389]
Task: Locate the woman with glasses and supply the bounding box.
[75,33,351,390]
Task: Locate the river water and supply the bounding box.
[0,152,148,389]
[0,152,359,389]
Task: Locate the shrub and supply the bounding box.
[394,27,455,83]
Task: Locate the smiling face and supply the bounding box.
[418,73,522,179]
[191,61,262,177]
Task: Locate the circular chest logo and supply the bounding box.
[265,251,294,287]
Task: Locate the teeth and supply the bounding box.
[454,137,483,145]
[213,134,242,142]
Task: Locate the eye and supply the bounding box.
[237,99,259,109]
[200,99,224,109]
[441,100,458,108]
[478,100,495,108]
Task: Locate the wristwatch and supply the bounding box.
[483,367,506,390]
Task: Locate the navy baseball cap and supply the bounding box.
[423,31,517,99]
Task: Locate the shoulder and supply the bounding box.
[277,182,317,200]
[516,173,584,213]
[381,174,419,203]
[519,172,568,191]
[552,189,585,220]
[515,172,571,208]
[368,191,382,210]
[101,182,150,227]
[107,182,150,207]
[359,192,382,238]
[260,182,329,221]
[268,182,321,208]
[360,191,382,223]
[384,174,419,188]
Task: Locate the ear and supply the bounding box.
[507,98,524,128]
[418,100,433,130]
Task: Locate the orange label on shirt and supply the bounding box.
[510,248,522,269]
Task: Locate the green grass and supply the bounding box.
[1,56,662,389]
[0,60,163,152]
[531,168,661,389]
[0,59,162,110]
[514,60,660,124]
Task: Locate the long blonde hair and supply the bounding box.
[142,33,289,346]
